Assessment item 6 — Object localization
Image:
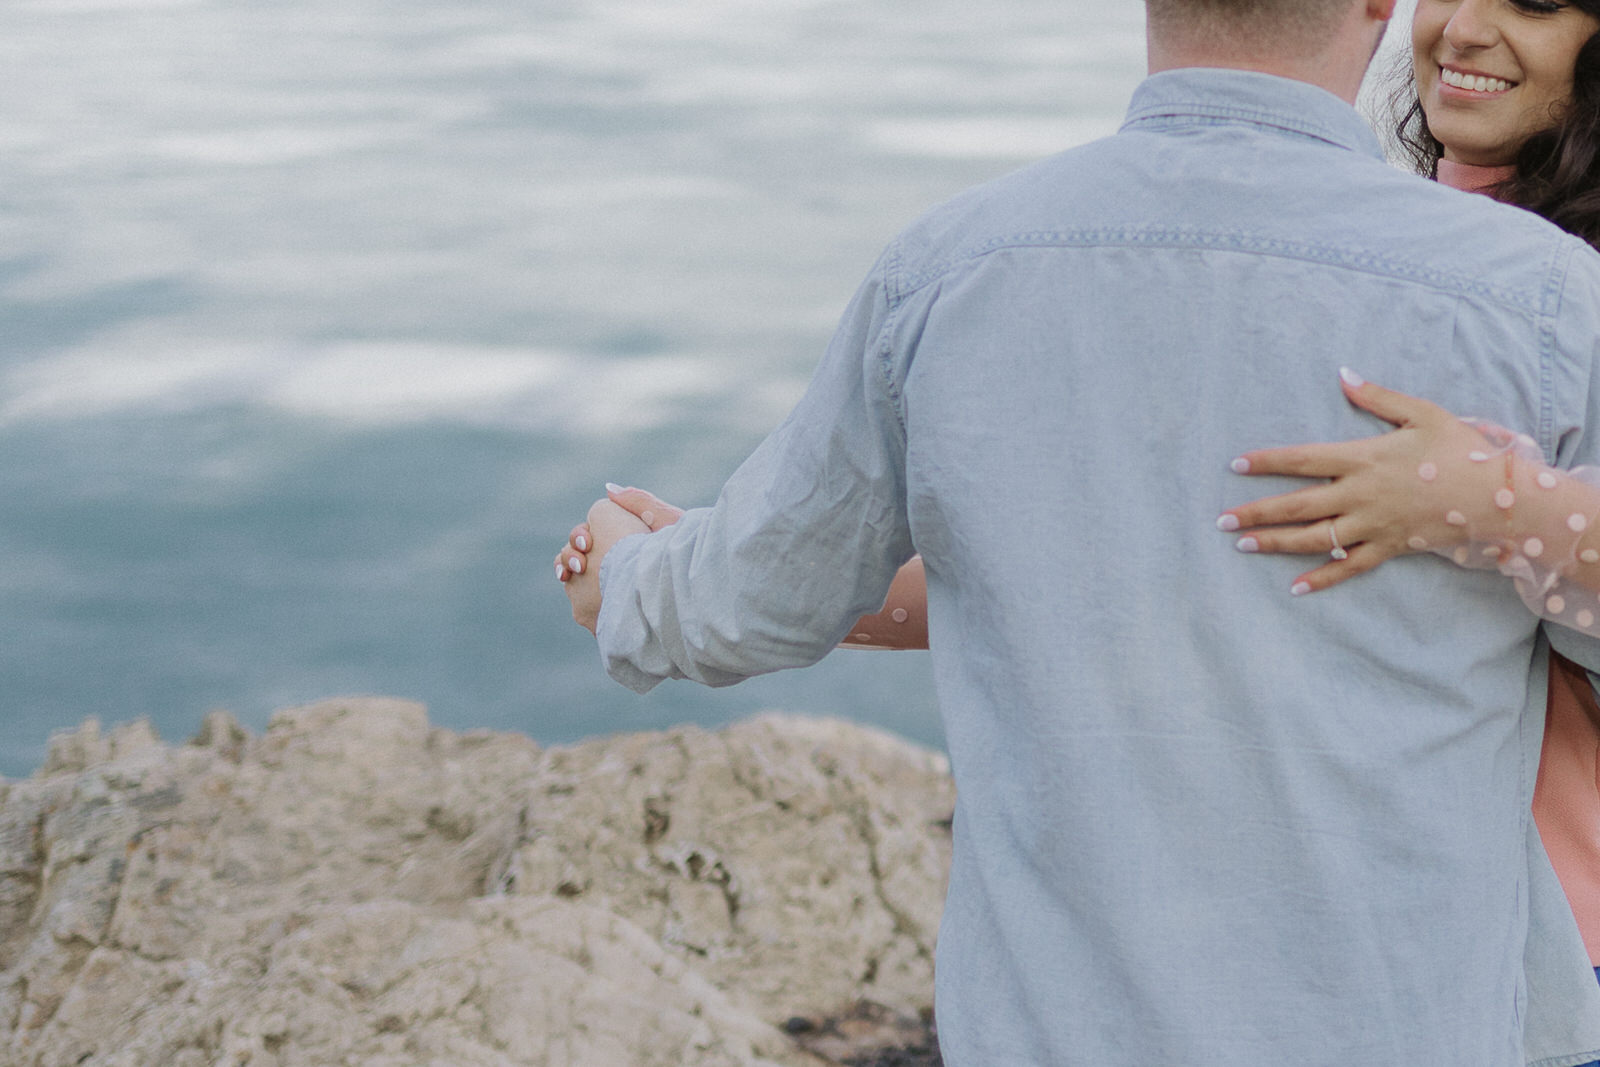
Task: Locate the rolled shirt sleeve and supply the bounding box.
[595,253,917,693]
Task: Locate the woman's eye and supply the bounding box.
[1512,0,1567,12]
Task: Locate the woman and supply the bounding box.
[557,0,1600,1026]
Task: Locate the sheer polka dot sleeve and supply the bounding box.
[1421,420,1600,635]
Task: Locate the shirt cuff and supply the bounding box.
[595,531,665,694]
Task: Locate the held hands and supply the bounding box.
[554,483,934,650]
[554,485,683,632]
[1217,369,1513,595]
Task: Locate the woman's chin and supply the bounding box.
[1429,119,1521,167]
[1424,104,1528,168]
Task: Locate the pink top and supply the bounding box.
[1539,658,1600,963]
[1438,158,1600,963]
[1435,158,1515,195]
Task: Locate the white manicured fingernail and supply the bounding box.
[569,555,583,572]
[1236,537,1260,553]
[556,563,566,580]
[605,482,624,494]
[575,535,588,551]
[1217,514,1241,532]
[1291,581,1312,596]
[1339,367,1365,388]
[640,510,655,527]
[1230,457,1251,474]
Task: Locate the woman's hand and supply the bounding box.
[556,496,652,632]
[1218,370,1503,595]
[555,485,685,583]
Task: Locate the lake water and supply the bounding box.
[0,0,1412,777]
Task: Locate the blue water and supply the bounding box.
[0,0,1404,777]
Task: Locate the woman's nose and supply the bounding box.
[1442,0,1501,51]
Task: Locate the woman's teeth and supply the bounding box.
[1441,69,1513,93]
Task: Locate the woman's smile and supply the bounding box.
[1414,0,1598,165]
[1437,65,1516,93]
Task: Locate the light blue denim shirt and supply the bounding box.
[598,69,1600,1065]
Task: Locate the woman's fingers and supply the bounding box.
[1230,515,1400,592]
[554,532,588,583]
[1232,517,1372,559]
[1232,440,1369,479]
[1234,374,1452,479]
[604,484,685,530]
[1339,369,1450,429]
[1287,539,1396,596]
[1219,483,1344,532]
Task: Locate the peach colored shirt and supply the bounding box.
[1438,157,1600,964]
[1436,158,1515,195]
[1539,657,1600,963]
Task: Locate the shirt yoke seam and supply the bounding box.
[886,229,1546,316]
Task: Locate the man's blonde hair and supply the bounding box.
[1145,0,1355,57]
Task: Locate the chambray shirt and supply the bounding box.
[597,70,1600,1065]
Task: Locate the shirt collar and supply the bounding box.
[1120,68,1385,160]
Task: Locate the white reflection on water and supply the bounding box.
[0,0,1148,423]
[1,338,745,432]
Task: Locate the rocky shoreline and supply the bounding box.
[0,699,953,1066]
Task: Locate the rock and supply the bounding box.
[0,699,954,1066]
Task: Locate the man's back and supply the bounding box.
[595,69,1600,1063]
[899,69,1600,1063]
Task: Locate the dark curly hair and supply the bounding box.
[1393,7,1600,247]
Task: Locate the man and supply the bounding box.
[563,0,1600,1061]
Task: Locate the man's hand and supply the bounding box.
[557,498,650,633]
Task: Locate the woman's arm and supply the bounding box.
[557,486,931,649]
[839,556,929,649]
[1220,371,1600,633]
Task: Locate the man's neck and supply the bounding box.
[1145,51,1365,104]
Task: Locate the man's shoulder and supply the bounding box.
[877,135,1158,291]
[883,135,1587,314]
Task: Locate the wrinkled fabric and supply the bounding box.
[597,69,1600,1065]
